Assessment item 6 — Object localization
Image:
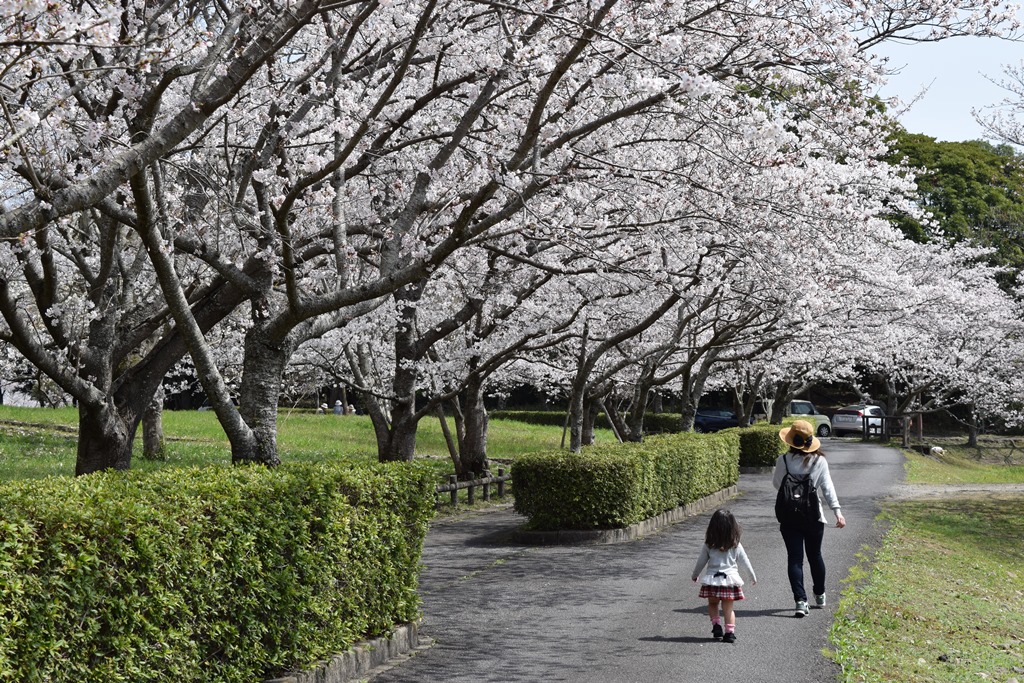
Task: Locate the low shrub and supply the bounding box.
[510,450,657,530]
[512,431,739,530]
[0,461,435,682]
[722,424,787,467]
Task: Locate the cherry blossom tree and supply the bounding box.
[0,0,334,472]
[293,240,586,471]
[853,242,1024,444]
[3,0,1020,475]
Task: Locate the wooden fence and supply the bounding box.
[860,415,904,441]
[434,468,511,510]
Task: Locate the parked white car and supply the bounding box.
[752,399,832,437]
[831,404,885,437]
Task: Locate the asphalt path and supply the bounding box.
[369,438,905,683]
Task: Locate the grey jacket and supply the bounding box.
[691,543,757,586]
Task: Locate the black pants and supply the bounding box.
[779,520,826,602]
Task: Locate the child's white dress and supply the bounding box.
[691,542,756,599]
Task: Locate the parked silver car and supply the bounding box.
[788,400,832,437]
[831,404,885,437]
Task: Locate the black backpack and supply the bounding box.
[775,454,819,525]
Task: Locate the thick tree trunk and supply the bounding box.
[599,397,628,442]
[618,360,655,441]
[768,381,796,424]
[568,388,587,452]
[76,402,135,475]
[457,384,489,477]
[345,342,409,461]
[358,382,394,455]
[731,377,757,428]
[567,323,590,452]
[624,385,649,442]
[581,398,600,446]
[680,393,698,431]
[376,284,424,463]
[234,326,294,466]
[142,384,166,461]
[379,399,418,462]
[679,365,710,432]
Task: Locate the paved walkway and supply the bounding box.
[369,439,907,683]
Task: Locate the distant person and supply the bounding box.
[316,403,328,414]
[691,508,757,643]
[333,400,343,416]
[773,419,846,617]
[345,403,356,415]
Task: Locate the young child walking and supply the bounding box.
[691,508,757,643]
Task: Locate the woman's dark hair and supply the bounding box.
[705,509,741,551]
[789,446,826,459]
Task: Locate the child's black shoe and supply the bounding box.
[711,623,723,640]
[722,631,736,643]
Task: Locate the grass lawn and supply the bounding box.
[828,442,1024,681]
[0,405,611,482]
[903,436,1024,484]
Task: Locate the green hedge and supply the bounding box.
[640,413,685,434]
[0,461,435,683]
[511,431,739,531]
[722,423,789,467]
[490,410,684,434]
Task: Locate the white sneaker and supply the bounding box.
[795,600,809,617]
[814,594,827,608]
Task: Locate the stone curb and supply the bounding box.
[263,622,426,683]
[508,485,739,545]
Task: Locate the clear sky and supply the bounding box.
[873,36,1024,143]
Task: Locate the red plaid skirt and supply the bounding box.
[699,584,745,600]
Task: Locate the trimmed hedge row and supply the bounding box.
[490,410,684,434]
[0,461,435,683]
[723,423,789,467]
[511,431,739,531]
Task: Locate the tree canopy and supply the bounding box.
[2,0,1023,474]
[887,131,1024,289]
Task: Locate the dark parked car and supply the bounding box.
[693,408,739,432]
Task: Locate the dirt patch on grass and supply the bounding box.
[888,483,1024,500]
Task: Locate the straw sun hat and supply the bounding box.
[778,419,821,453]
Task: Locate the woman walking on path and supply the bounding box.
[691,509,757,643]
[773,419,846,617]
